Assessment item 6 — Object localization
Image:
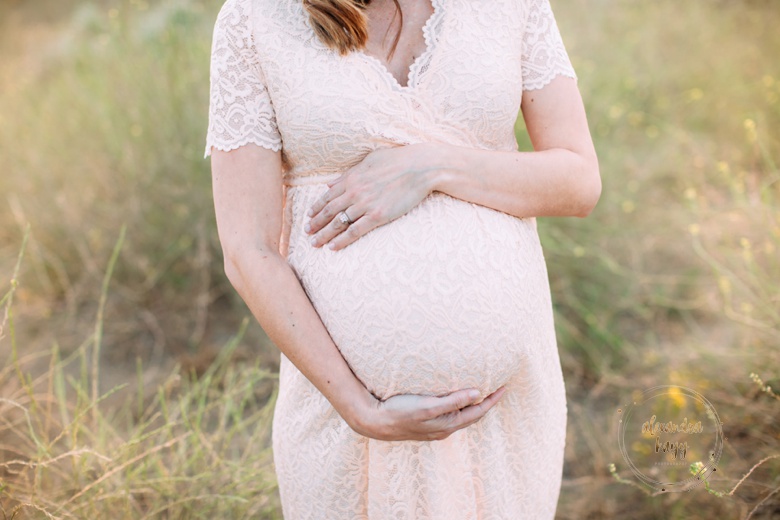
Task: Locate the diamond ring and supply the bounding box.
[338,210,353,226]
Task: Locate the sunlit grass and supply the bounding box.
[1,231,280,518]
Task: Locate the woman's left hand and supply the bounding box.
[304,143,447,251]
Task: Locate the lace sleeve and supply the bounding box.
[520,0,577,91]
[204,0,282,158]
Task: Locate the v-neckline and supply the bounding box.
[356,0,443,92]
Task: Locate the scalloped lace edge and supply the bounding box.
[204,138,283,158]
[407,0,445,85]
[522,70,578,92]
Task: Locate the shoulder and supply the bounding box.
[456,0,537,30]
[215,0,304,41]
[521,0,565,25]
[450,0,524,30]
[212,0,253,47]
[213,0,281,33]
[212,0,295,61]
[215,0,250,24]
[473,0,566,28]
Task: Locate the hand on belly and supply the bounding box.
[288,185,551,400]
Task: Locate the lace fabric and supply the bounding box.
[521,0,578,90]
[205,0,577,518]
[205,0,282,155]
[204,0,577,160]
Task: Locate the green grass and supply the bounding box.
[1,0,779,518]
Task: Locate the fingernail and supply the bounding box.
[468,390,480,400]
[304,223,311,233]
[306,209,313,217]
[310,237,317,246]
[328,243,336,250]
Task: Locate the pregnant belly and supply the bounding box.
[285,183,555,400]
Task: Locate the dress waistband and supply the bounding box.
[283,172,343,187]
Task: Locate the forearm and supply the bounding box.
[427,143,601,219]
[224,247,373,425]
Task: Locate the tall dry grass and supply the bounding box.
[1,230,281,518]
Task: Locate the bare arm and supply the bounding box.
[430,75,601,218]
[304,75,600,249]
[209,143,505,441]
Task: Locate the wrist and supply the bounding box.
[419,142,462,194]
[335,384,381,436]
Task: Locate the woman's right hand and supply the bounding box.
[211,143,506,444]
[347,387,507,442]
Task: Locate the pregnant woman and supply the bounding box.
[205,0,600,517]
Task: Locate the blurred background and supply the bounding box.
[0,0,778,518]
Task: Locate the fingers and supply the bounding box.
[306,182,346,226]
[305,181,368,250]
[306,185,387,251]
[425,388,483,419]
[307,196,368,250]
[325,214,371,251]
[326,175,345,188]
[450,387,507,428]
[428,387,507,437]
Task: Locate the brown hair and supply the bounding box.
[303,0,403,59]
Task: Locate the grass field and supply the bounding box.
[1,0,778,518]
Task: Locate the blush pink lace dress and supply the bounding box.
[205,0,577,517]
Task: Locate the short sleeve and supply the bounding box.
[204,0,282,158]
[520,0,578,91]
